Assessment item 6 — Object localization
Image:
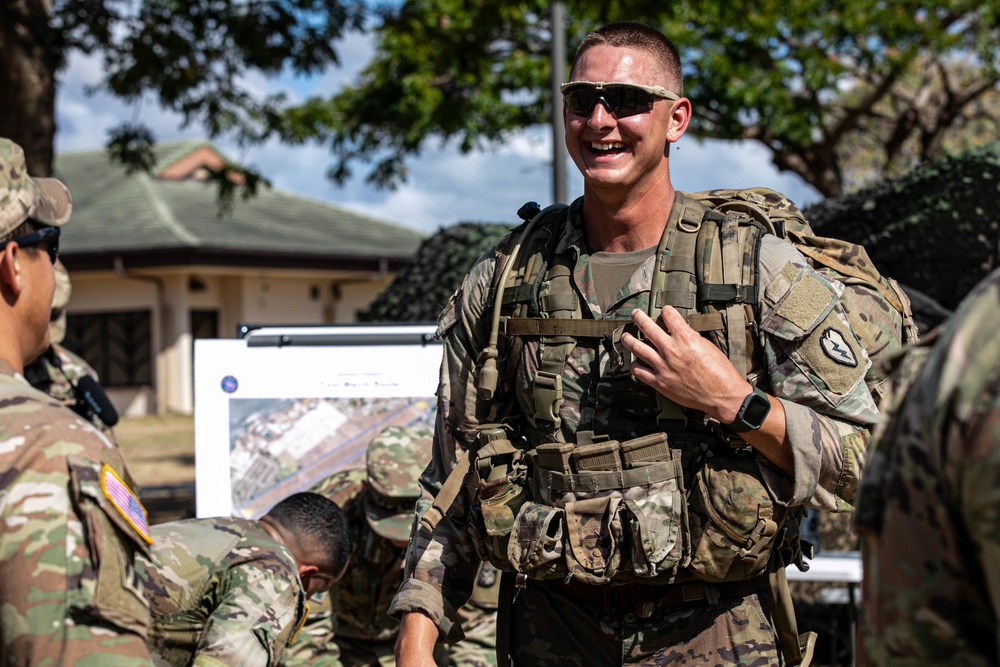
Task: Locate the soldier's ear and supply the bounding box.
[0,242,26,298]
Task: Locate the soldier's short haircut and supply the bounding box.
[0,219,43,248]
[265,492,351,575]
[571,21,683,96]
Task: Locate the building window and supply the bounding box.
[191,310,219,340]
[64,311,152,387]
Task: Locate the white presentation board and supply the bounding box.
[193,325,441,519]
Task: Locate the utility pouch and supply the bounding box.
[621,433,671,468]
[687,456,783,582]
[469,424,529,570]
[571,440,622,472]
[563,496,623,584]
[619,449,688,578]
[507,502,566,578]
[535,442,574,474]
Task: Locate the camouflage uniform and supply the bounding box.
[281,426,497,667]
[389,196,879,665]
[0,362,154,665]
[136,517,306,667]
[856,267,1000,666]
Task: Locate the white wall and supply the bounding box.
[65,266,398,415]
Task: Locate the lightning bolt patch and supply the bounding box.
[820,328,858,367]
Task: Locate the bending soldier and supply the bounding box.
[136,492,350,667]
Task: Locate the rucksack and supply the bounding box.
[689,188,917,402]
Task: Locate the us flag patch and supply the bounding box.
[101,465,153,544]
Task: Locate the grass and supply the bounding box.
[115,414,196,487]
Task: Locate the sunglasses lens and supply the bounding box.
[611,86,655,117]
[564,86,598,115]
[563,85,656,118]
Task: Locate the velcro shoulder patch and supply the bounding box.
[101,464,153,544]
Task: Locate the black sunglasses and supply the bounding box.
[7,226,61,264]
[561,81,680,118]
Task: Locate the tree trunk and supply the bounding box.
[0,0,56,176]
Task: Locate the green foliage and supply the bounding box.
[21,0,1000,202]
[41,0,366,200]
[284,0,1000,196]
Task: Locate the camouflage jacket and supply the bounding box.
[0,361,154,665]
[23,343,117,440]
[857,267,1000,665]
[136,517,306,667]
[389,194,879,641]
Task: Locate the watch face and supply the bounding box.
[743,392,771,429]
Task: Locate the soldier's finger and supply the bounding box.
[658,305,694,341]
[620,330,661,370]
[630,309,672,350]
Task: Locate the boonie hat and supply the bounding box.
[0,138,72,237]
[364,425,434,541]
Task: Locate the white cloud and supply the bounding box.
[54,36,820,236]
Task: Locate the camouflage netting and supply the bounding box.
[804,141,1000,312]
[358,222,514,323]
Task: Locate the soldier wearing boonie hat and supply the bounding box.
[281,425,499,667]
[0,137,155,664]
[24,256,122,439]
[49,258,72,343]
[364,425,430,543]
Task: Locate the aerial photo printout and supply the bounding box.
[229,396,435,518]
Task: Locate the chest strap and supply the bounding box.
[504,314,724,338]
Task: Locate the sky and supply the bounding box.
[54,31,820,236]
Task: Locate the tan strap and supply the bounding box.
[506,318,628,338]
[535,458,681,493]
[506,313,723,338]
[419,453,471,533]
[720,214,748,377]
[768,549,805,666]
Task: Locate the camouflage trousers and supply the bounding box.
[450,604,499,667]
[282,635,466,667]
[505,580,780,666]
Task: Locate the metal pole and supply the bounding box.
[550,1,567,204]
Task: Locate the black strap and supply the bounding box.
[697,283,759,304]
[496,571,515,667]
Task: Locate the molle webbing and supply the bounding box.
[531,255,578,433]
[650,195,703,315]
[536,458,682,493]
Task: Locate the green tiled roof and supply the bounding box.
[54,140,425,261]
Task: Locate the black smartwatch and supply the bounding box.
[725,386,771,433]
